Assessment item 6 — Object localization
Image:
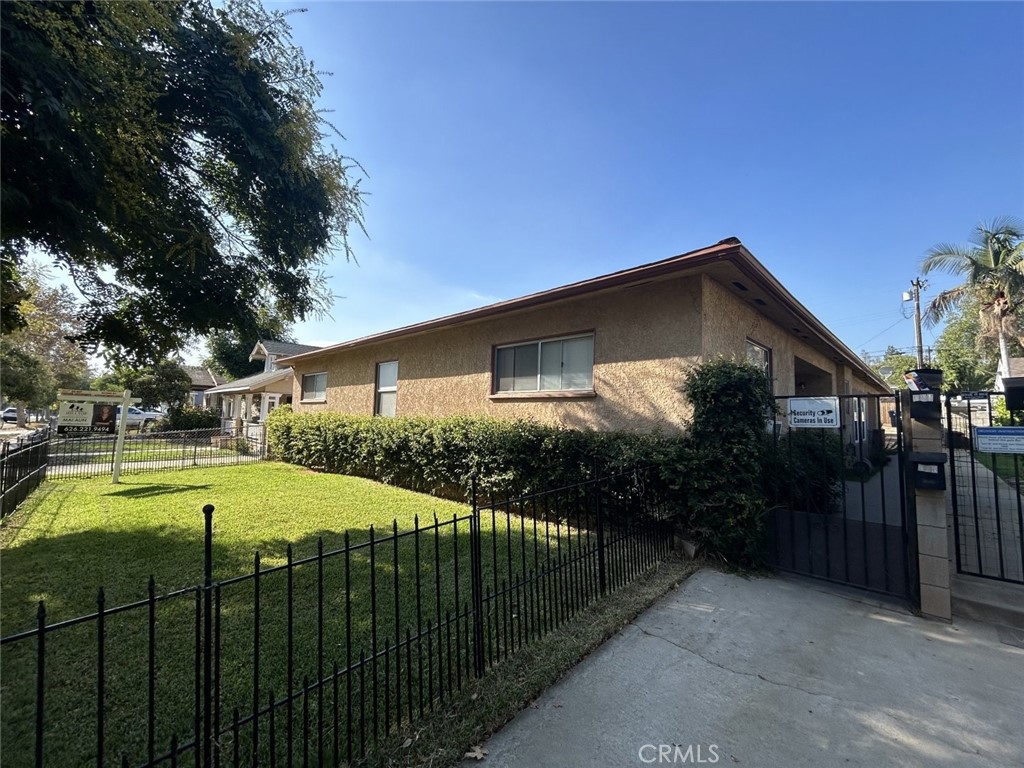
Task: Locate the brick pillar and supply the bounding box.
[901,390,952,621]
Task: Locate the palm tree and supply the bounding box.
[922,217,1024,383]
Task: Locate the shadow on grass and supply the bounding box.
[1,495,667,767]
[103,483,213,499]
[1,526,254,630]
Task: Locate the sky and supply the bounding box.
[226,1,1023,363]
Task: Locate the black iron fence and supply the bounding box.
[47,426,267,480]
[946,393,1024,584]
[0,468,672,767]
[0,427,268,494]
[0,428,51,519]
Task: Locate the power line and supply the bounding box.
[855,316,910,349]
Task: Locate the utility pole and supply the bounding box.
[907,278,927,368]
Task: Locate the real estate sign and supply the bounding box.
[786,396,841,429]
[57,399,117,434]
[56,389,137,436]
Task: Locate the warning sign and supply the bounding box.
[787,396,841,429]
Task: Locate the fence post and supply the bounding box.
[202,504,215,767]
[36,600,46,768]
[469,476,485,678]
[595,469,607,596]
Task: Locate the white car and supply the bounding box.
[116,406,166,430]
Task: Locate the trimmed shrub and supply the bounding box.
[161,403,221,431]
[266,406,678,503]
[673,359,777,567]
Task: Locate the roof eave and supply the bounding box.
[731,246,890,392]
[277,239,743,365]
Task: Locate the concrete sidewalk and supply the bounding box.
[468,570,1024,768]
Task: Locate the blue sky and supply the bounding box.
[271,0,1023,363]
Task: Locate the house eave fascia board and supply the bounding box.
[248,341,268,363]
[730,246,891,392]
[277,239,744,366]
[204,368,292,395]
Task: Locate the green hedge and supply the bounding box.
[161,403,221,431]
[267,407,682,502]
[268,359,786,568]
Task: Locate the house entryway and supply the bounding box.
[765,393,918,604]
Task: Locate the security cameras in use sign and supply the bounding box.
[787,396,841,429]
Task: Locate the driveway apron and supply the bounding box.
[467,569,1024,768]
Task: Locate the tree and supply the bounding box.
[5,271,91,391]
[922,218,1024,380]
[205,306,295,380]
[1,254,30,335]
[92,360,191,409]
[1,0,363,363]
[863,346,919,390]
[0,340,56,426]
[934,299,996,392]
[0,269,90,426]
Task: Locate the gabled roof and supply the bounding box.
[203,368,293,395]
[277,238,889,391]
[249,340,321,361]
[182,365,227,389]
[1002,357,1024,379]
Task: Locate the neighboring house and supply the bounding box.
[203,340,321,428]
[278,238,890,434]
[994,356,1024,393]
[181,366,228,407]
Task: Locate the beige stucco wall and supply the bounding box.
[699,276,884,396]
[291,273,886,434]
[291,275,704,433]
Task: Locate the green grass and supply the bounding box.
[973,451,1024,484]
[0,462,662,766]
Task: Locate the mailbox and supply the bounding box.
[910,451,947,491]
[909,391,942,421]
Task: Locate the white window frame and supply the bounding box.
[300,371,327,402]
[375,361,398,417]
[493,333,595,394]
[746,339,772,377]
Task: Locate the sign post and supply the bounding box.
[111,390,133,484]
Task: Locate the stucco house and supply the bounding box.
[278,238,889,434]
[203,340,321,430]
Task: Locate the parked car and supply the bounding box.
[116,406,166,430]
[2,407,17,423]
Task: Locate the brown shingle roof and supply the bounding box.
[182,366,227,390]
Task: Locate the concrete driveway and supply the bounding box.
[469,570,1024,768]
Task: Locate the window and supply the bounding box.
[746,340,772,378]
[494,334,594,393]
[301,372,327,401]
[375,361,398,417]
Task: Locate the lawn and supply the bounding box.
[0,462,638,766]
[972,450,1024,485]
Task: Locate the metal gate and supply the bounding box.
[766,393,918,602]
[945,392,1024,584]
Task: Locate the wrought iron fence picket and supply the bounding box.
[2,467,671,767]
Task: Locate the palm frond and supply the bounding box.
[921,245,977,275]
[923,286,968,327]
